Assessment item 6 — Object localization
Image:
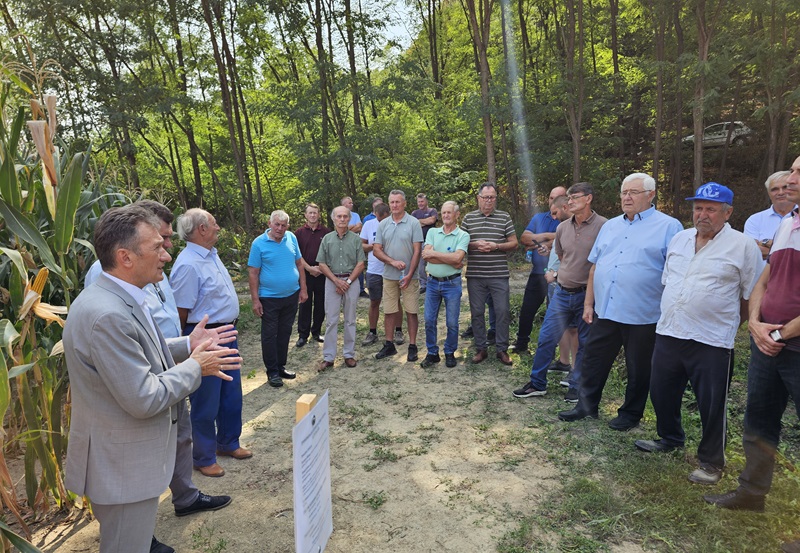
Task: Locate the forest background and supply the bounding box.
[0,0,800,550]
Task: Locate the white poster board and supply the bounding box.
[293,390,333,553]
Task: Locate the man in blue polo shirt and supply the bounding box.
[558,173,683,430]
[248,210,308,388]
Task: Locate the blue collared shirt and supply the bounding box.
[170,242,240,325]
[524,212,560,274]
[247,230,302,298]
[589,206,684,325]
[85,260,182,339]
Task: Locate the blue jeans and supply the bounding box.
[184,325,242,467]
[424,275,462,355]
[528,286,590,390]
[738,341,800,495]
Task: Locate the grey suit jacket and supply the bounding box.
[64,274,201,505]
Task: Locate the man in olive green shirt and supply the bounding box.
[317,206,366,370]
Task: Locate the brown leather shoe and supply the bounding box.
[217,447,253,460]
[496,351,513,366]
[194,463,225,477]
[317,360,334,372]
[344,358,357,368]
[472,349,488,363]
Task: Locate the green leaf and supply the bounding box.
[9,106,25,157]
[0,142,21,207]
[8,362,35,378]
[0,319,20,358]
[0,198,62,275]
[54,153,86,255]
[0,353,11,436]
[0,246,27,285]
[0,519,44,552]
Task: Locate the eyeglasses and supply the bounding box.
[153,282,166,303]
[567,194,587,201]
[620,189,648,197]
[479,195,497,201]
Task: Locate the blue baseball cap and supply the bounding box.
[685,182,734,204]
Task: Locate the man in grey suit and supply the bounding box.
[64,205,242,553]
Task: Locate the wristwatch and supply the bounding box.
[345,278,352,285]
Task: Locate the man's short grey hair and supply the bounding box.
[567,182,594,198]
[270,210,290,225]
[764,170,790,190]
[622,172,656,192]
[176,208,211,241]
[694,201,733,212]
[416,193,427,199]
[389,189,406,200]
[442,200,459,212]
[331,205,350,222]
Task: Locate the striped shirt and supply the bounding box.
[461,209,516,278]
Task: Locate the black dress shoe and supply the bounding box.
[508,343,529,354]
[175,492,233,517]
[268,375,284,387]
[460,326,474,338]
[558,407,598,422]
[634,439,682,453]
[296,337,307,347]
[279,368,296,379]
[312,334,324,343]
[445,354,457,367]
[151,536,175,553]
[703,489,765,512]
[608,416,639,431]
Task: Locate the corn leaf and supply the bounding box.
[53,153,85,255]
[0,199,61,275]
[0,519,43,552]
[8,362,35,378]
[0,320,20,359]
[8,106,25,157]
[0,143,21,208]
[0,247,27,286]
[0,353,11,435]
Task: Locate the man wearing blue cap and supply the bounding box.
[633,183,762,486]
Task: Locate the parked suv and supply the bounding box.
[682,121,752,148]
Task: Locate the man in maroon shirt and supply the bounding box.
[705,156,800,549]
[295,203,331,347]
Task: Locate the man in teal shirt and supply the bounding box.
[421,201,470,368]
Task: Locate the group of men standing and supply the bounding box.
[63,155,800,552]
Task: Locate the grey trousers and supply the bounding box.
[93,496,159,553]
[467,277,510,351]
[170,397,199,508]
[323,278,360,361]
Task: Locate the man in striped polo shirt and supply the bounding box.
[461,182,519,366]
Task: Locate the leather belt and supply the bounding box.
[429,274,460,282]
[558,284,586,294]
[205,319,238,329]
[333,273,350,278]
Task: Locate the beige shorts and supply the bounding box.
[382,278,420,314]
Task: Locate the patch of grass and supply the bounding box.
[372,447,399,462]
[191,522,228,553]
[362,490,387,509]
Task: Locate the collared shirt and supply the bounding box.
[360,218,384,275]
[743,205,796,241]
[363,213,376,223]
[85,260,182,339]
[411,207,438,239]
[461,209,516,279]
[102,272,159,340]
[349,211,362,226]
[375,213,423,280]
[554,211,607,288]
[424,226,470,278]
[317,230,366,274]
[170,242,240,325]
[589,206,683,325]
[657,223,762,349]
[295,223,331,268]
[761,209,800,352]
[247,229,302,298]
[524,212,560,274]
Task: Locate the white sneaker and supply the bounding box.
[689,466,722,485]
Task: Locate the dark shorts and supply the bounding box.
[367,273,383,302]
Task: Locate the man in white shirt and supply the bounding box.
[743,170,795,264]
[634,183,762,486]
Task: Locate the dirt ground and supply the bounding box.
[30,269,645,553]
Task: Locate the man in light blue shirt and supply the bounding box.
[743,170,796,267]
[248,210,307,388]
[559,173,683,431]
[171,208,249,478]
